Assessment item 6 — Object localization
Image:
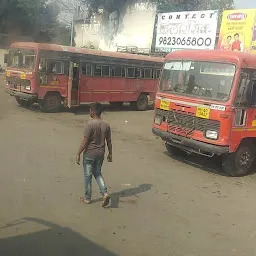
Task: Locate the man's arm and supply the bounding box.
[76,137,89,165]
[107,138,112,155]
[76,123,91,164]
[106,126,112,162]
[77,137,88,156]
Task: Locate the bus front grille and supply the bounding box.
[155,108,220,133]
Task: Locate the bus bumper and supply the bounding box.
[5,88,38,101]
[152,128,229,156]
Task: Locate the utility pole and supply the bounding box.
[70,0,75,46]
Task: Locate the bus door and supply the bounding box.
[134,67,144,93]
[38,58,48,86]
[67,61,79,108]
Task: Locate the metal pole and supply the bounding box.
[70,0,75,46]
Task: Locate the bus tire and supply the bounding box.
[109,102,124,108]
[15,97,33,108]
[165,143,184,157]
[130,94,148,111]
[39,93,61,113]
[222,143,255,177]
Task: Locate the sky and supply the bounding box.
[235,0,256,9]
[58,0,256,24]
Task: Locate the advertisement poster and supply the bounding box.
[155,10,218,52]
[217,9,256,53]
[251,19,256,53]
[74,1,157,51]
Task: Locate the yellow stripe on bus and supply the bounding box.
[233,128,256,132]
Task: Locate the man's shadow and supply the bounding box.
[92,184,153,208]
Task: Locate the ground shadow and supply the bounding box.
[165,150,256,177]
[22,103,154,115]
[91,183,153,208]
[0,217,118,256]
[71,103,154,116]
[164,151,226,176]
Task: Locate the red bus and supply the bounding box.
[153,50,256,176]
[5,42,163,112]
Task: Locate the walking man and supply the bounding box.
[76,102,112,207]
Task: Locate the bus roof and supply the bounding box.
[10,42,164,63]
[165,50,256,67]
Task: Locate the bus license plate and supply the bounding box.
[160,99,170,111]
[20,73,26,79]
[196,106,210,119]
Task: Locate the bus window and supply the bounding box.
[81,63,92,76]
[122,67,126,77]
[155,69,161,79]
[144,68,152,79]
[128,67,135,78]
[4,54,8,64]
[102,66,110,76]
[111,66,122,77]
[94,64,101,76]
[235,72,251,107]
[39,58,47,72]
[135,68,141,78]
[49,60,64,74]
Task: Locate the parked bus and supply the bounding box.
[152,50,256,177]
[5,42,163,112]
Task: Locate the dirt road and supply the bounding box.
[0,77,256,256]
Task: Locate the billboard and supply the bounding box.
[217,9,256,53]
[74,1,157,52]
[99,2,157,51]
[155,10,218,52]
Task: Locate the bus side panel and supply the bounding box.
[109,77,126,102]
[79,76,91,103]
[229,108,256,153]
[229,130,247,153]
[79,76,110,103]
[125,78,139,101]
[37,74,68,99]
[141,78,158,101]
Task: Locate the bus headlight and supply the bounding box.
[25,85,31,91]
[205,130,218,140]
[154,116,162,126]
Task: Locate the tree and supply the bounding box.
[157,0,234,13]
[81,0,234,14]
[0,0,71,44]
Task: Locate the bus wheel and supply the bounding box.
[130,94,148,111]
[109,102,124,108]
[222,144,255,177]
[15,97,33,108]
[165,143,185,157]
[39,93,61,113]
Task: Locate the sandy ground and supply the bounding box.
[0,76,256,256]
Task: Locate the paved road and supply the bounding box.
[0,77,256,256]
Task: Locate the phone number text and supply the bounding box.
[158,36,212,47]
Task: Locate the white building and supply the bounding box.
[0,34,8,70]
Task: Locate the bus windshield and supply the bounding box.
[160,61,236,102]
[8,48,36,69]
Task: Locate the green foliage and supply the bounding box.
[0,0,71,44]
[82,0,234,13]
[157,0,234,13]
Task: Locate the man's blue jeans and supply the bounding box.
[83,156,107,200]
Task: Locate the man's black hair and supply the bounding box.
[234,33,239,37]
[89,102,103,116]
[227,35,232,39]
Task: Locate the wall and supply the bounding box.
[0,49,8,70]
[74,1,157,52]
[74,12,103,49]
